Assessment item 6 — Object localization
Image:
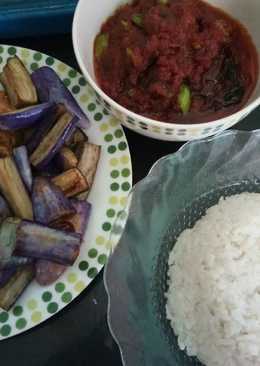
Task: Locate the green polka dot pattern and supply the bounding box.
[108,146,117,154]
[0,313,8,323]
[88,248,98,258]
[102,222,112,231]
[72,85,80,94]
[98,254,108,265]
[88,268,98,279]
[111,170,119,179]
[13,306,23,316]
[107,209,116,218]
[79,77,87,86]
[8,47,16,55]
[55,283,65,293]
[45,56,54,66]
[105,134,113,142]
[0,45,132,342]
[122,168,131,177]
[16,318,27,330]
[94,113,103,121]
[42,291,52,302]
[88,103,96,111]
[30,62,39,71]
[61,292,73,304]
[33,52,42,61]
[110,183,120,191]
[122,182,131,191]
[47,302,58,314]
[68,69,77,78]
[0,325,11,337]
[63,78,71,87]
[79,261,89,271]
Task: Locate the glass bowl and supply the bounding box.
[104,129,260,366]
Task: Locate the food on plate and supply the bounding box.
[0,156,33,220]
[35,260,67,287]
[0,102,54,131]
[59,199,92,237]
[55,147,78,170]
[0,265,35,311]
[31,66,89,128]
[32,177,76,225]
[0,256,32,271]
[14,219,81,265]
[0,130,16,158]
[29,111,79,169]
[76,142,101,188]
[166,193,260,366]
[35,200,91,286]
[13,146,33,191]
[0,91,13,113]
[94,0,258,123]
[0,56,101,311]
[0,195,11,222]
[51,168,89,198]
[26,104,64,154]
[0,56,37,108]
[65,127,88,148]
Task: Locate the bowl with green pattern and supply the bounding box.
[73,0,260,142]
[104,129,260,365]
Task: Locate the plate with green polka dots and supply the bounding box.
[0,45,132,340]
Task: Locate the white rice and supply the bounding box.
[165,193,260,366]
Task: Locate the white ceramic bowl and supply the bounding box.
[73,0,260,141]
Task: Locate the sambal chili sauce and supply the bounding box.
[94,0,258,124]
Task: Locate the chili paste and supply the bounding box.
[94,0,258,123]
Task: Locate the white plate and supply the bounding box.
[0,45,132,340]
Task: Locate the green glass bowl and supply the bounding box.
[104,129,260,366]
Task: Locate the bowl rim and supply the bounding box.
[72,0,260,130]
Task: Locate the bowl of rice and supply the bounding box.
[105,129,260,366]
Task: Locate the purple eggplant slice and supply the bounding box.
[0,194,12,222]
[51,200,91,237]
[27,103,64,154]
[36,260,67,286]
[0,268,16,288]
[14,127,35,148]
[65,128,88,150]
[34,201,91,286]
[0,218,20,266]
[69,200,92,237]
[31,66,89,129]
[0,56,38,109]
[55,147,78,171]
[76,191,90,201]
[13,146,32,191]
[0,256,33,270]
[32,177,75,225]
[77,142,101,188]
[0,91,13,114]
[0,157,33,220]
[50,219,75,232]
[0,102,54,131]
[36,160,62,177]
[15,220,81,265]
[30,112,78,169]
[35,201,74,287]
[52,168,89,198]
[0,265,34,311]
[0,130,16,157]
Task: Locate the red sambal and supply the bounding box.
[94,0,258,123]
